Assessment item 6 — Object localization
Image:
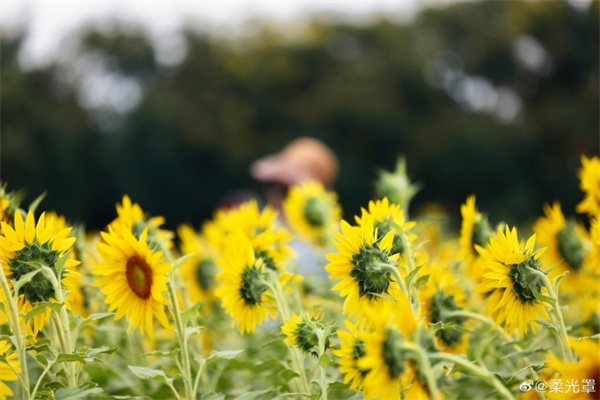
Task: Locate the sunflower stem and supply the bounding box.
[429,353,515,400]
[43,266,78,388]
[167,281,195,399]
[264,278,311,395]
[526,268,574,362]
[316,329,328,400]
[443,309,544,386]
[376,263,418,322]
[0,263,31,399]
[158,236,195,399]
[399,343,440,400]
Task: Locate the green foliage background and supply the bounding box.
[1,1,598,230]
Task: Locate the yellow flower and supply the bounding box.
[355,197,417,264]
[545,338,600,400]
[334,320,371,397]
[281,312,331,357]
[576,155,600,217]
[94,225,171,337]
[210,200,294,272]
[419,261,469,354]
[177,224,218,304]
[214,232,275,334]
[459,195,492,279]
[0,211,80,335]
[326,215,404,318]
[110,195,174,248]
[357,301,426,400]
[534,202,591,276]
[283,180,342,246]
[0,341,20,400]
[474,226,550,337]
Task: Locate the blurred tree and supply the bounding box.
[1,0,597,230]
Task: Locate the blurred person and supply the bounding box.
[250,137,339,211]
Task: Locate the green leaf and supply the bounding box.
[54,387,104,400]
[573,334,600,340]
[44,381,67,391]
[366,292,396,301]
[54,251,73,277]
[318,353,332,368]
[233,389,275,400]
[83,346,118,357]
[26,338,52,353]
[0,302,5,313]
[172,253,194,269]
[184,326,202,343]
[13,269,43,294]
[553,271,569,292]
[128,366,174,385]
[532,289,555,305]
[22,302,64,323]
[280,368,300,381]
[202,393,225,400]
[76,313,115,330]
[143,349,181,360]
[35,354,50,367]
[535,319,558,333]
[181,302,203,323]
[206,349,243,363]
[404,263,424,288]
[28,192,47,215]
[413,274,430,290]
[56,353,95,364]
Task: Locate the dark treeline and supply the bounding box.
[1,1,598,231]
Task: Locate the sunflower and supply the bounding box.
[214,232,275,334]
[0,211,81,335]
[534,202,591,276]
[0,341,20,400]
[545,338,600,400]
[211,200,294,272]
[357,301,431,400]
[110,195,174,248]
[576,155,600,217]
[419,261,469,354]
[281,312,332,357]
[325,215,405,318]
[177,224,218,304]
[334,320,371,397]
[283,180,342,246]
[474,226,550,337]
[94,224,171,337]
[458,195,492,279]
[355,197,417,265]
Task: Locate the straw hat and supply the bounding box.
[250,137,339,188]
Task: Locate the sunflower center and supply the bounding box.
[254,250,278,271]
[126,255,153,299]
[509,257,544,304]
[374,219,405,256]
[196,259,216,291]
[303,197,329,227]
[557,220,584,270]
[239,266,267,306]
[471,217,492,250]
[383,329,407,378]
[8,241,61,304]
[352,338,370,377]
[350,244,392,300]
[292,321,322,357]
[430,291,465,347]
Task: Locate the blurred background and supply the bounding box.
[1,0,598,231]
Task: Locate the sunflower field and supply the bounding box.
[0,154,599,400]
